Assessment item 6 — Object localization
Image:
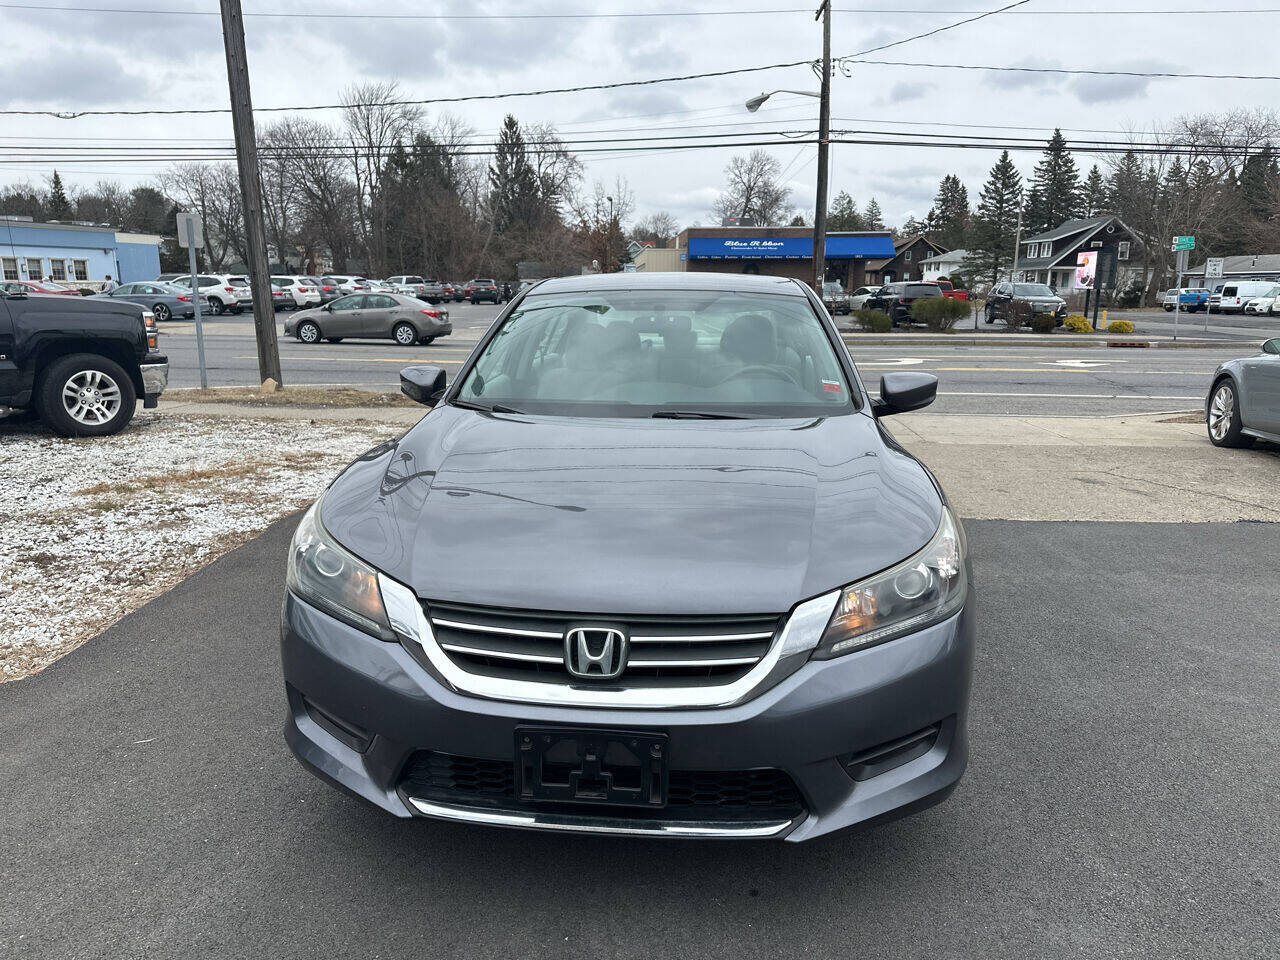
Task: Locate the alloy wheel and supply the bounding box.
[61,369,122,425]
[1208,383,1234,441]
[394,323,416,345]
[153,304,170,322]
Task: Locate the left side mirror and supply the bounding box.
[873,372,937,417]
[1262,338,1280,355]
[400,364,447,406]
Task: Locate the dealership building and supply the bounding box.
[634,226,896,289]
[0,217,163,286]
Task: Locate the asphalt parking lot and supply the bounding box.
[2,516,1274,959]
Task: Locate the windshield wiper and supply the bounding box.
[450,398,526,415]
[650,410,760,420]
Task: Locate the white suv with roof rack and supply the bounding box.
[171,273,254,315]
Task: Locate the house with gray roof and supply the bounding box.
[1014,214,1143,293]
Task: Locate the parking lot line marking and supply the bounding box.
[940,391,1202,400]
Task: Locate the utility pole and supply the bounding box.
[1009,201,1023,285]
[811,0,832,294]
[219,0,282,386]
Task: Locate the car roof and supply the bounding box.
[529,271,808,297]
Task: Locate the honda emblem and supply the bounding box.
[564,626,628,680]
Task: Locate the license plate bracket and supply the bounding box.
[515,727,668,807]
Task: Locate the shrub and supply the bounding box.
[910,296,969,331]
[1062,314,1092,333]
[1029,314,1056,334]
[851,308,892,332]
[1003,298,1033,330]
[1106,318,1135,333]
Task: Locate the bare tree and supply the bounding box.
[631,211,679,246]
[711,149,792,226]
[572,177,635,271]
[341,81,422,275]
[159,162,242,269]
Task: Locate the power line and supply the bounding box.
[842,57,1280,80]
[2,1,1272,16]
[0,0,1031,119]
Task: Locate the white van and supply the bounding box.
[1216,281,1276,314]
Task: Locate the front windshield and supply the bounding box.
[1013,283,1056,297]
[455,289,856,418]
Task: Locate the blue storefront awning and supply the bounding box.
[824,234,896,258]
[686,234,896,260]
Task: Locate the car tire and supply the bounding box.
[152,303,171,322]
[37,352,137,438]
[1207,378,1254,448]
[393,322,418,346]
[297,320,321,344]
[1163,305,1174,312]
[420,336,435,345]
[984,305,995,324]
[231,306,243,315]
[209,297,226,316]
[325,337,343,343]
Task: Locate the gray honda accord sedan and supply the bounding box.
[280,272,974,841]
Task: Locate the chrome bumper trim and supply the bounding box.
[139,360,169,396]
[406,797,796,838]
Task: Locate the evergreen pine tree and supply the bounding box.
[963,151,1023,286]
[1080,165,1107,216]
[926,174,970,249]
[487,115,540,234]
[862,197,885,230]
[827,190,863,230]
[1022,129,1082,234]
[48,171,72,221]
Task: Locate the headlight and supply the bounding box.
[812,508,966,659]
[287,502,395,640]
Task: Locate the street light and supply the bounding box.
[745,90,819,113]
[744,1,831,295]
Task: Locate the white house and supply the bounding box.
[921,248,967,282]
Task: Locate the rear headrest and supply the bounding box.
[603,320,641,354]
[564,323,607,369]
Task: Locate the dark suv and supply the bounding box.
[280,272,974,841]
[864,281,944,326]
[466,278,500,304]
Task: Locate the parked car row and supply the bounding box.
[1208,280,1279,314]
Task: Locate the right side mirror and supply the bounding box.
[400,365,447,406]
[1263,338,1280,355]
[873,372,938,417]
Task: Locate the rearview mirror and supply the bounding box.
[400,365,447,406]
[873,372,938,416]
[1263,338,1280,355]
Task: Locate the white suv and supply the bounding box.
[173,274,254,315]
[271,275,322,309]
[321,275,371,295]
[386,275,444,302]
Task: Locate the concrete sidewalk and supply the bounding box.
[148,400,1280,523]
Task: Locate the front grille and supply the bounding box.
[424,600,782,688]
[400,751,803,820]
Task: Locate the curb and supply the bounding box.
[838,334,1256,349]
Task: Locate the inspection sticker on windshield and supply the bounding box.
[821,379,843,393]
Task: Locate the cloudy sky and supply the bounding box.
[1,1,1274,229]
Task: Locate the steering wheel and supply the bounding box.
[717,364,800,386]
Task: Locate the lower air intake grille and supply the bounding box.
[400,751,803,820]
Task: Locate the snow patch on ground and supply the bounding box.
[0,412,395,681]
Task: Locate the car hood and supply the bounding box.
[319,406,943,616]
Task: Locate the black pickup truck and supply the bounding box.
[0,291,169,437]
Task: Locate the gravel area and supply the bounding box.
[0,412,397,681]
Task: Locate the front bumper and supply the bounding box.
[280,591,975,841]
[139,354,168,407]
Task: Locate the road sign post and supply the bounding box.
[177,212,208,389]
[1172,247,1189,341]
[1203,258,1224,334]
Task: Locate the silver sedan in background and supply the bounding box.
[1206,337,1280,447]
[283,292,452,345]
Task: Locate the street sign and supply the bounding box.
[1172,235,1195,252]
[1205,257,1225,279]
[176,212,204,249]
